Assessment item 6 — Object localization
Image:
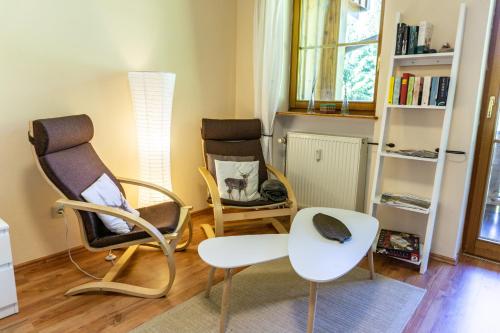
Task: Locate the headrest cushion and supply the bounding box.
[201,118,262,141]
[32,114,94,156]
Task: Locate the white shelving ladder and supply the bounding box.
[369,4,466,274]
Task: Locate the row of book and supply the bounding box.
[395,21,433,55]
[376,229,420,263]
[388,74,450,107]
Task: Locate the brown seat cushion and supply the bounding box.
[90,201,180,248]
[207,196,286,207]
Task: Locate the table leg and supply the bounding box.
[367,249,375,280]
[220,268,232,333]
[307,281,318,333]
[205,266,216,298]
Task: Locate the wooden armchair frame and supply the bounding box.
[199,163,297,238]
[29,122,192,298]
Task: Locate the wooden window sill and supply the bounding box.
[277,110,378,120]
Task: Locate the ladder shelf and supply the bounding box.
[369,5,466,274]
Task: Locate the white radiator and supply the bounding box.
[286,132,368,211]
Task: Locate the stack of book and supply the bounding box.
[388,74,450,106]
[376,229,421,263]
[395,21,433,55]
[379,193,431,213]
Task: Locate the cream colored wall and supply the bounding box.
[236,0,493,260]
[235,0,255,118]
[0,0,236,264]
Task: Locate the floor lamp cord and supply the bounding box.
[63,213,104,280]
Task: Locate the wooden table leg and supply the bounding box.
[307,281,318,333]
[367,249,375,280]
[220,268,232,333]
[205,266,216,298]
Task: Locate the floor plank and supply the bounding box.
[0,211,499,333]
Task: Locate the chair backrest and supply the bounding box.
[201,118,268,186]
[29,114,123,245]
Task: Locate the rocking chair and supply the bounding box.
[199,118,297,238]
[28,114,192,298]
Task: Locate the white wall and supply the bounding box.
[236,0,494,260]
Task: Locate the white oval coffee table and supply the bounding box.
[289,207,379,333]
[198,234,289,333]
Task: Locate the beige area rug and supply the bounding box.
[132,258,425,333]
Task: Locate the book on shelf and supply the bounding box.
[417,77,424,105]
[436,77,451,106]
[401,25,409,55]
[421,76,432,106]
[395,23,407,55]
[407,26,419,55]
[376,229,421,262]
[429,77,440,106]
[393,77,402,105]
[388,76,395,104]
[399,73,413,105]
[417,21,433,54]
[379,192,431,212]
[412,77,421,106]
[407,76,415,105]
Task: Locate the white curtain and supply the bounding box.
[253,0,292,164]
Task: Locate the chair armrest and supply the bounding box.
[266,164,297,205]
[198,166,222,207]
[116,177,189,208]
[56,198,171,255]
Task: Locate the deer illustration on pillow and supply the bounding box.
[224,167,254,200]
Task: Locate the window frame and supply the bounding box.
[289,0,385,115]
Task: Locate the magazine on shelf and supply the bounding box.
[380,193,431,212]
[376,229,420,262]
[385,149,438,159]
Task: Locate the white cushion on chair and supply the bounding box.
[214,160,260,202]
[81,173,140,234]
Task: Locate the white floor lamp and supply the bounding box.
[128,72,176,207]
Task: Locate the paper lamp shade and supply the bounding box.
[128,72,175,207]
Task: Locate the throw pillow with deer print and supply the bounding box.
[214,160,260,201]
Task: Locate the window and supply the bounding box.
[289,0,384,114]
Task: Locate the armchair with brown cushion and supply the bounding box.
[199,118,297,238]
[28,114,192,298]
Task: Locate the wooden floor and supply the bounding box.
[1,211,500,333]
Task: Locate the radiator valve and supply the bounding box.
[277,137,287,145]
